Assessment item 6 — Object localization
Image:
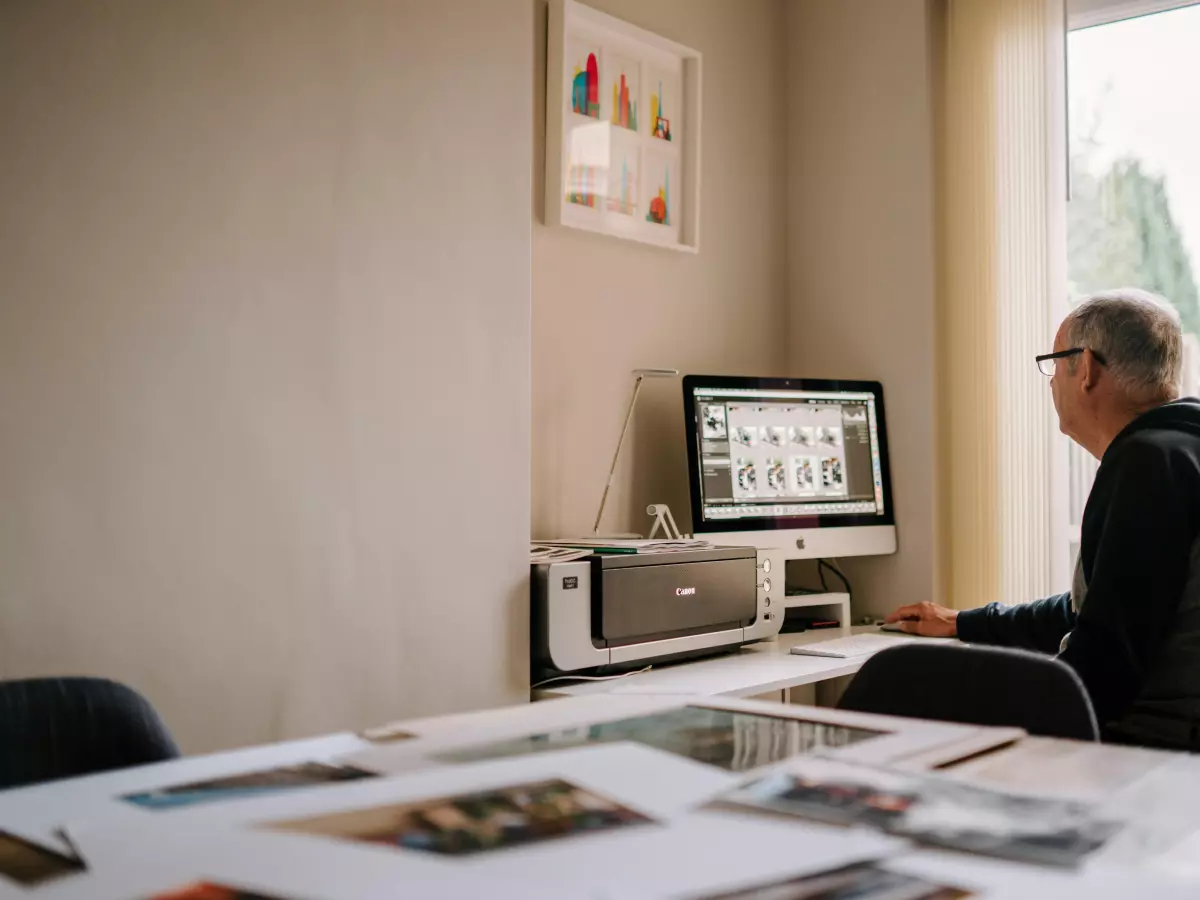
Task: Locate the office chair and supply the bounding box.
[0,677,180,790]
[838,643,1100,742]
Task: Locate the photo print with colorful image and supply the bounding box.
[124,763,376,811]
[271,779,653,858]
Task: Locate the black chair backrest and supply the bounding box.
[837,642,1100,741]
[0,677,180,790]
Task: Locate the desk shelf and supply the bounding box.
[778,591,851,637]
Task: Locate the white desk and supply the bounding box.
[537,628,944,702]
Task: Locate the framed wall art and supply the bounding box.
[545,0,702,253]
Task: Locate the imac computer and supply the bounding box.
[683,375,896,561]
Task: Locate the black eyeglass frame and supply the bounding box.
[1035,347,1107,376]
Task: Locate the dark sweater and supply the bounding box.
[957,398,1200,746]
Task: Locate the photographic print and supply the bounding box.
[271,779,652,857]
[692,861,972,900]
[433,706,884,773]
[766,426,787,448]
[0,831,84,887]
[123,762,376,811]
[791,456,816,493]
[732,426,758,448]
[702,405,728,440]
[735,458,759,497]
[816,426,842,447]
[820,458,845,491]
[150,883,300,900]
[765,458,788,494]
[720,759,1121,868]
[789,426,816,448]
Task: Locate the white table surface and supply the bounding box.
[943,735,1200,878]
[0,692,1009,855]
[538,627,947,699]
[3,694,1199,896]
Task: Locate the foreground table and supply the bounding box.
[1,695,1197,898]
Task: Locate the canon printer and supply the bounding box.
[531,546,781,681]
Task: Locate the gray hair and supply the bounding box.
[1064,288,1182,403]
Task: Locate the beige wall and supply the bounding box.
[0,0,532,753]
[532,0,789,539]
[785,0,939,618]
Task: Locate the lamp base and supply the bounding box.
[646,504,686,540]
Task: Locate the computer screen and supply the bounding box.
[683,376,894,535]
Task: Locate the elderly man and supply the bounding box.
[888,289,1200,750]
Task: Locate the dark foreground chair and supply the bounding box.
[0,677,180,790]
[837,642,1100,741]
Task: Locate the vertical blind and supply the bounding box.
[936,0,1066,607]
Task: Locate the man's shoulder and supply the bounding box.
[1101,428,1200,495]
[1112,425,1200,460]
[1115,401,1200,457]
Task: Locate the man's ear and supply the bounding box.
[1081,350,1102,391]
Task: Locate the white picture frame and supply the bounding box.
[545,0,702,253]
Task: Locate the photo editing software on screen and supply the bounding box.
[692,386,886,524]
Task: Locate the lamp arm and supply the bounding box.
[592,376,644,534]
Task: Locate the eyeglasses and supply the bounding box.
[1035,347,1107,377]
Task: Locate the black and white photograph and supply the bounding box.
[816,426,842,447]
[765,458,788,493]
[791,456,816,493]
[733,426,758,448]
[736,458,759,496]
[703,405,728,440]
[718,759,1121,868]
[820,457,845,490]
[789,426,816,448]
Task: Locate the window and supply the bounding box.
[1065,1,1200,570]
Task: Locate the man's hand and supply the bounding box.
[885,602,959,637]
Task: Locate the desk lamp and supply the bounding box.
[593,367,679,535]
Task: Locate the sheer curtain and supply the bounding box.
[935,0,1068,609]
